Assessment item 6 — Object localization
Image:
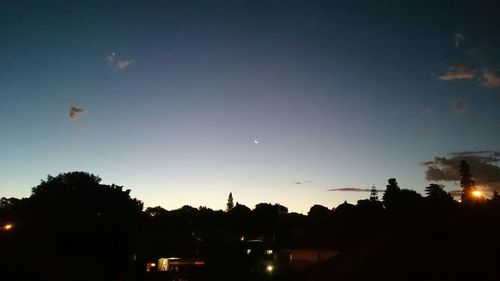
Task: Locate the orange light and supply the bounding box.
[2,223,13,231]
[471,190,482,198]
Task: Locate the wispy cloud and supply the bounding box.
[69,106,85,119]
[107,52,133,70]
[451,99,466,113]
[439,66,500,89]
[439,32,500,90]
[294,180,312,185]
[453,33,466,47]
[481,69,500,88]
[424,151,500,192]
[439,66,476,80]
[328,187,383,193]
[116,59,131,70]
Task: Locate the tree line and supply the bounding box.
[0,160,499,281]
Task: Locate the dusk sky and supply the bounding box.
[1,0,499,213]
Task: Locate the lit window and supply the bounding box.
[146,262,156,272]
[266,249,273,255]
[158,258,169,271]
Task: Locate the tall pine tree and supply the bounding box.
[370,185,379,201]
[459,160,475,202]
[226,192,234,211]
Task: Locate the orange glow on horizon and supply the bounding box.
[471,190,483,198]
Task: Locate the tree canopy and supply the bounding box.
[2,172,144,281]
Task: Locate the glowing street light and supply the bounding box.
[471,190,483,198]
[2,223,13,231]
[265,264,274,273]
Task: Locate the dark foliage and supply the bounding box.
[226,192,234,211]
[460,160,476,202]
[308,204,332,219]
[382,178,422,215]
[2,172,500,281]
[1,172,143,281]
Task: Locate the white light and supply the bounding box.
[266,265,274,273]
[266,249,273,255]
[246,249,251,255]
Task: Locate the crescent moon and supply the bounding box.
[254,139,259,144]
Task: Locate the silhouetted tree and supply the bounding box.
[231,202,252,215]
[23,172,144,281]
[171,205,199,225]
[253,203,288,235]
[0,197,24,233]
[399,189,423,209]
[489,190,500,212]
[425,184,453,202]
[228,203,252,235]
[0,197,21,210]
[356,198,384,216]
[370,185,379,201]
[196,206,225,230]
[226,192,234,211]
[5,169,500,281]
[308,204,332,219]
[335,201,356,215]
[459,160,475,202]
[383,178,423,214]
[254,203,288,216]
[145,206,168,217]
[382,178,400,210]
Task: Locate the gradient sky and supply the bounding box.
[1,0,499,213]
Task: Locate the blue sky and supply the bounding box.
[1,1,499,213]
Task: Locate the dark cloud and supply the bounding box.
[69,107,85,119]
[424,151,500,192]
[426,164,457,181]
[328,187,383,193]
[481,69,500,88]
[294,181,302,185]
